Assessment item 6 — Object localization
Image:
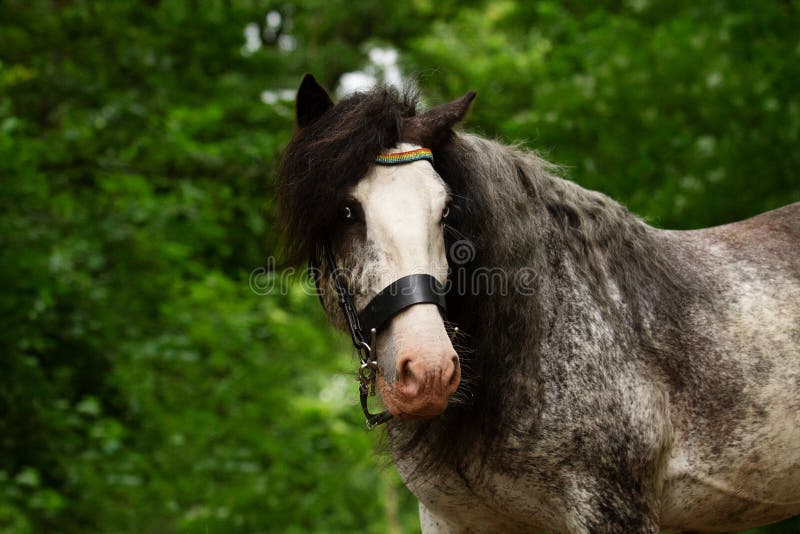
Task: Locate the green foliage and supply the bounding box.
[0,1,797,532]
[407,0,800,228]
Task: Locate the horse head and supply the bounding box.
[278,75,475,423]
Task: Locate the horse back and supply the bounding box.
[698,201,800,277]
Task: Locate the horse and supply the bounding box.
[276,74,800,533]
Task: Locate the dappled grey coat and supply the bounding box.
[277,80,800,533]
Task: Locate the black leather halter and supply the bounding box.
[358,272,447,334]
[319,243,448,428]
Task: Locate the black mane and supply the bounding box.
[394,132,701,480]
[277,85,699,482]
[277,86,419,265]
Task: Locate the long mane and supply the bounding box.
[277,86,698,479]
[394,132,697,477]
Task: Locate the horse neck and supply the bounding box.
[388,134,694,479]
[442,133,688,337]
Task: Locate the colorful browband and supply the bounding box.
[375,148,434,166]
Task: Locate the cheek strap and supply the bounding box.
[358,274,447,335]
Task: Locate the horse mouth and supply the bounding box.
[395,410,444,421]
[377,375,454,420]
[389,402,449,420]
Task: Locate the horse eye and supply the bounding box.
[442,206,450,221]
[342,205,354,222]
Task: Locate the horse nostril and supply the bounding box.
[396,357,420,395]
[398,357,411,380]
[396,352,460,398]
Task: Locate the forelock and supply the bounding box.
[276,85,420,264]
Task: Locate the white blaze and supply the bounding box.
[351,144,452,381]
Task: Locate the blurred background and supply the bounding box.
[1,1,798,532]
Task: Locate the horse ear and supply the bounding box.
[296,74,333,128]
[404,91,476,145]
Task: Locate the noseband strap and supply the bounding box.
[358,274,446,335]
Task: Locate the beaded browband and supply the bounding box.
[375,147,433,166]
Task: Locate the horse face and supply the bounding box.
[287,75,476,420]
[334,143,459,420]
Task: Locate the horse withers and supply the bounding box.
[276,74,800,533]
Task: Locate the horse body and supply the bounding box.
[658,208,800,531]
[277,77,800,533]
[395,209,800,533]
[389,135,800,533]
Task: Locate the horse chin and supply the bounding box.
[378,376,450,421]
